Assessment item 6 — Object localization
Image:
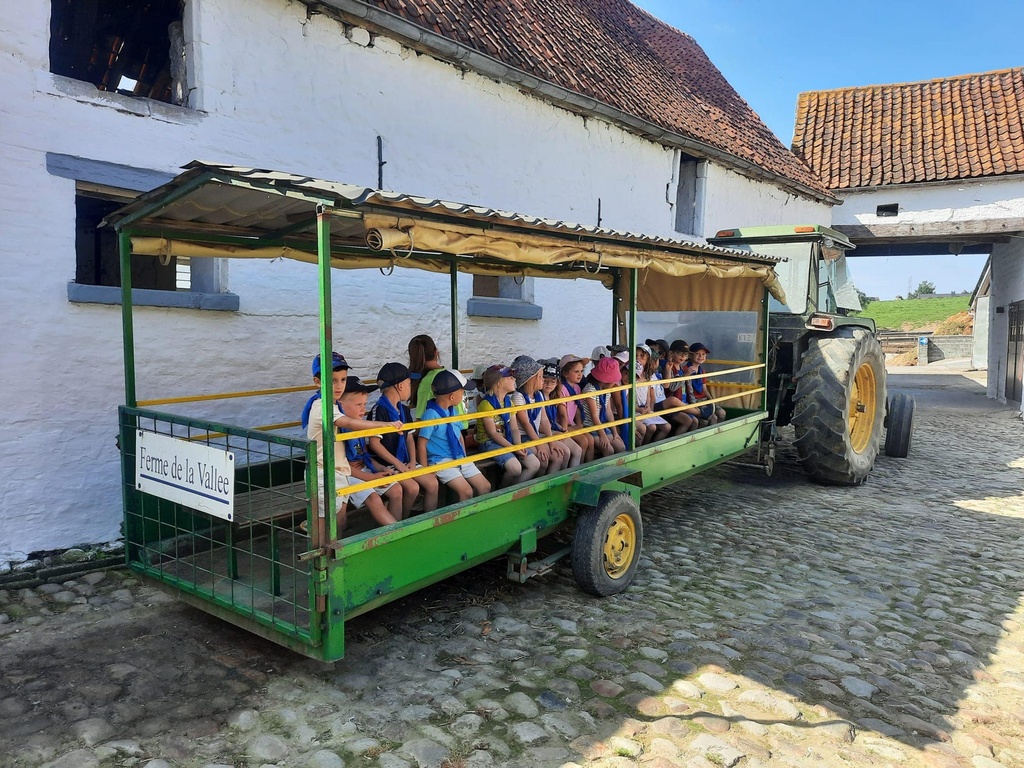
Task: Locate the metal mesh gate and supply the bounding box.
[119,407,320,647]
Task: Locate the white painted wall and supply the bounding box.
[701,163,830,235]
[988,240,1024,406]
[973,296,990,371]
[833,177,1024,227]
[0,0,831,565]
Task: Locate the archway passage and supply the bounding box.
[792,68,1024,407]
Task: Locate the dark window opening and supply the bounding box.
[876,203,899,217]
[76,192,187,291]
[50,0,186,106]
[473,275,500,298]
[675,153,702,235]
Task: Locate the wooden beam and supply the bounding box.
[836,218,1024,243]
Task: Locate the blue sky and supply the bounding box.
[630,0,1024,299]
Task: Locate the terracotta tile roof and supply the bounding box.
[357,0,830,198]
[793,68,1024,190]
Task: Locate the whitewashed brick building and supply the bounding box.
[0,0,834,565]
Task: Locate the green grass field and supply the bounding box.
[858,296,970,331]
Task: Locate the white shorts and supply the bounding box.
[317,473,393,514]
[346,474,395,509]
[434,461,482,485]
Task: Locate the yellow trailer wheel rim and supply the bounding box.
[849,361,878,453]
[603,513,637,579]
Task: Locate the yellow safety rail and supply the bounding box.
[138,384,314,407]
[334,363,766,497]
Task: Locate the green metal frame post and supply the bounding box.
[761,289,771,410]
[449,259,459,370]
[118,231,137,407]
[610,271,620,345]
[627,268,638,450]
[316,205,345,661]
[316,207,336,532]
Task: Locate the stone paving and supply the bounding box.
[2,368,1023,768]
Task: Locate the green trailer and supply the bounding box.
[107,164,785,661]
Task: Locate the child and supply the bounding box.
[540,361,583,467]
[611,350,647,448]
[510,356,570,474]
[408,333,468,427]
[475,364,540,487]
[685,343,726,425]
[369,362,440,516]
[301,352,403,531]
[581,357,626,456]
[417,370,491,502]
[646,338,669,378]
[635,345,671,443]
[557,354,596,463]
[658,339,698,434]
[338,376,406,522]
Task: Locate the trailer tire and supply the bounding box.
[884,392,915,458]
[792,328,886,485]
[571,492,643,597]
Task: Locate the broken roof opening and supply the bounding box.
[49,0,186,105]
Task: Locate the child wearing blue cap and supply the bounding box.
[368,362,440,516]
[302,352,403,530]
[417,370,491,502]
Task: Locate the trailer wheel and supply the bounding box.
[792,328,886,485]
[884,392,915,458]
[571,492,643,597]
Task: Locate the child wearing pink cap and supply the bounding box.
[580,356,626,456]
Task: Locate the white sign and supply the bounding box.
[737,333,756,343]
[136,431,235,521]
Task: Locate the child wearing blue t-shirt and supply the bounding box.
[338,377,405,524]
[369,362,440,516]
[417,371,491,502]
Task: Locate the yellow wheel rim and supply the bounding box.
[849,361,878,453]
[603,513,637,579]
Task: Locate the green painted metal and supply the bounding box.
[118,231,137,407]
[569,465,640,507]
[450,258,460,370]
[709,224,854,249]
[112,171,217,230]
[628,267,638,450]
[315,206,344,662]
[333,413,762,633]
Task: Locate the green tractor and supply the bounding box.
[710,225,914,485]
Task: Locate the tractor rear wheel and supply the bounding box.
[792,328,886,485]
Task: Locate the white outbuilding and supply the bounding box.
[0,0,834,566]
[792,68,1024,409]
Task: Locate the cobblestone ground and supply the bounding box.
[2,369,1023,768]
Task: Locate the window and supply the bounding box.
[75,186,184,291]
[49,0,187,106]
[467,276,542,320]
[876,203,899,217]
[675,153,705,236]
[50,154,238,311]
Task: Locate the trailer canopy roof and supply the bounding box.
[104,162,786,301]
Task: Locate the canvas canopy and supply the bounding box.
[106,162,787,307]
